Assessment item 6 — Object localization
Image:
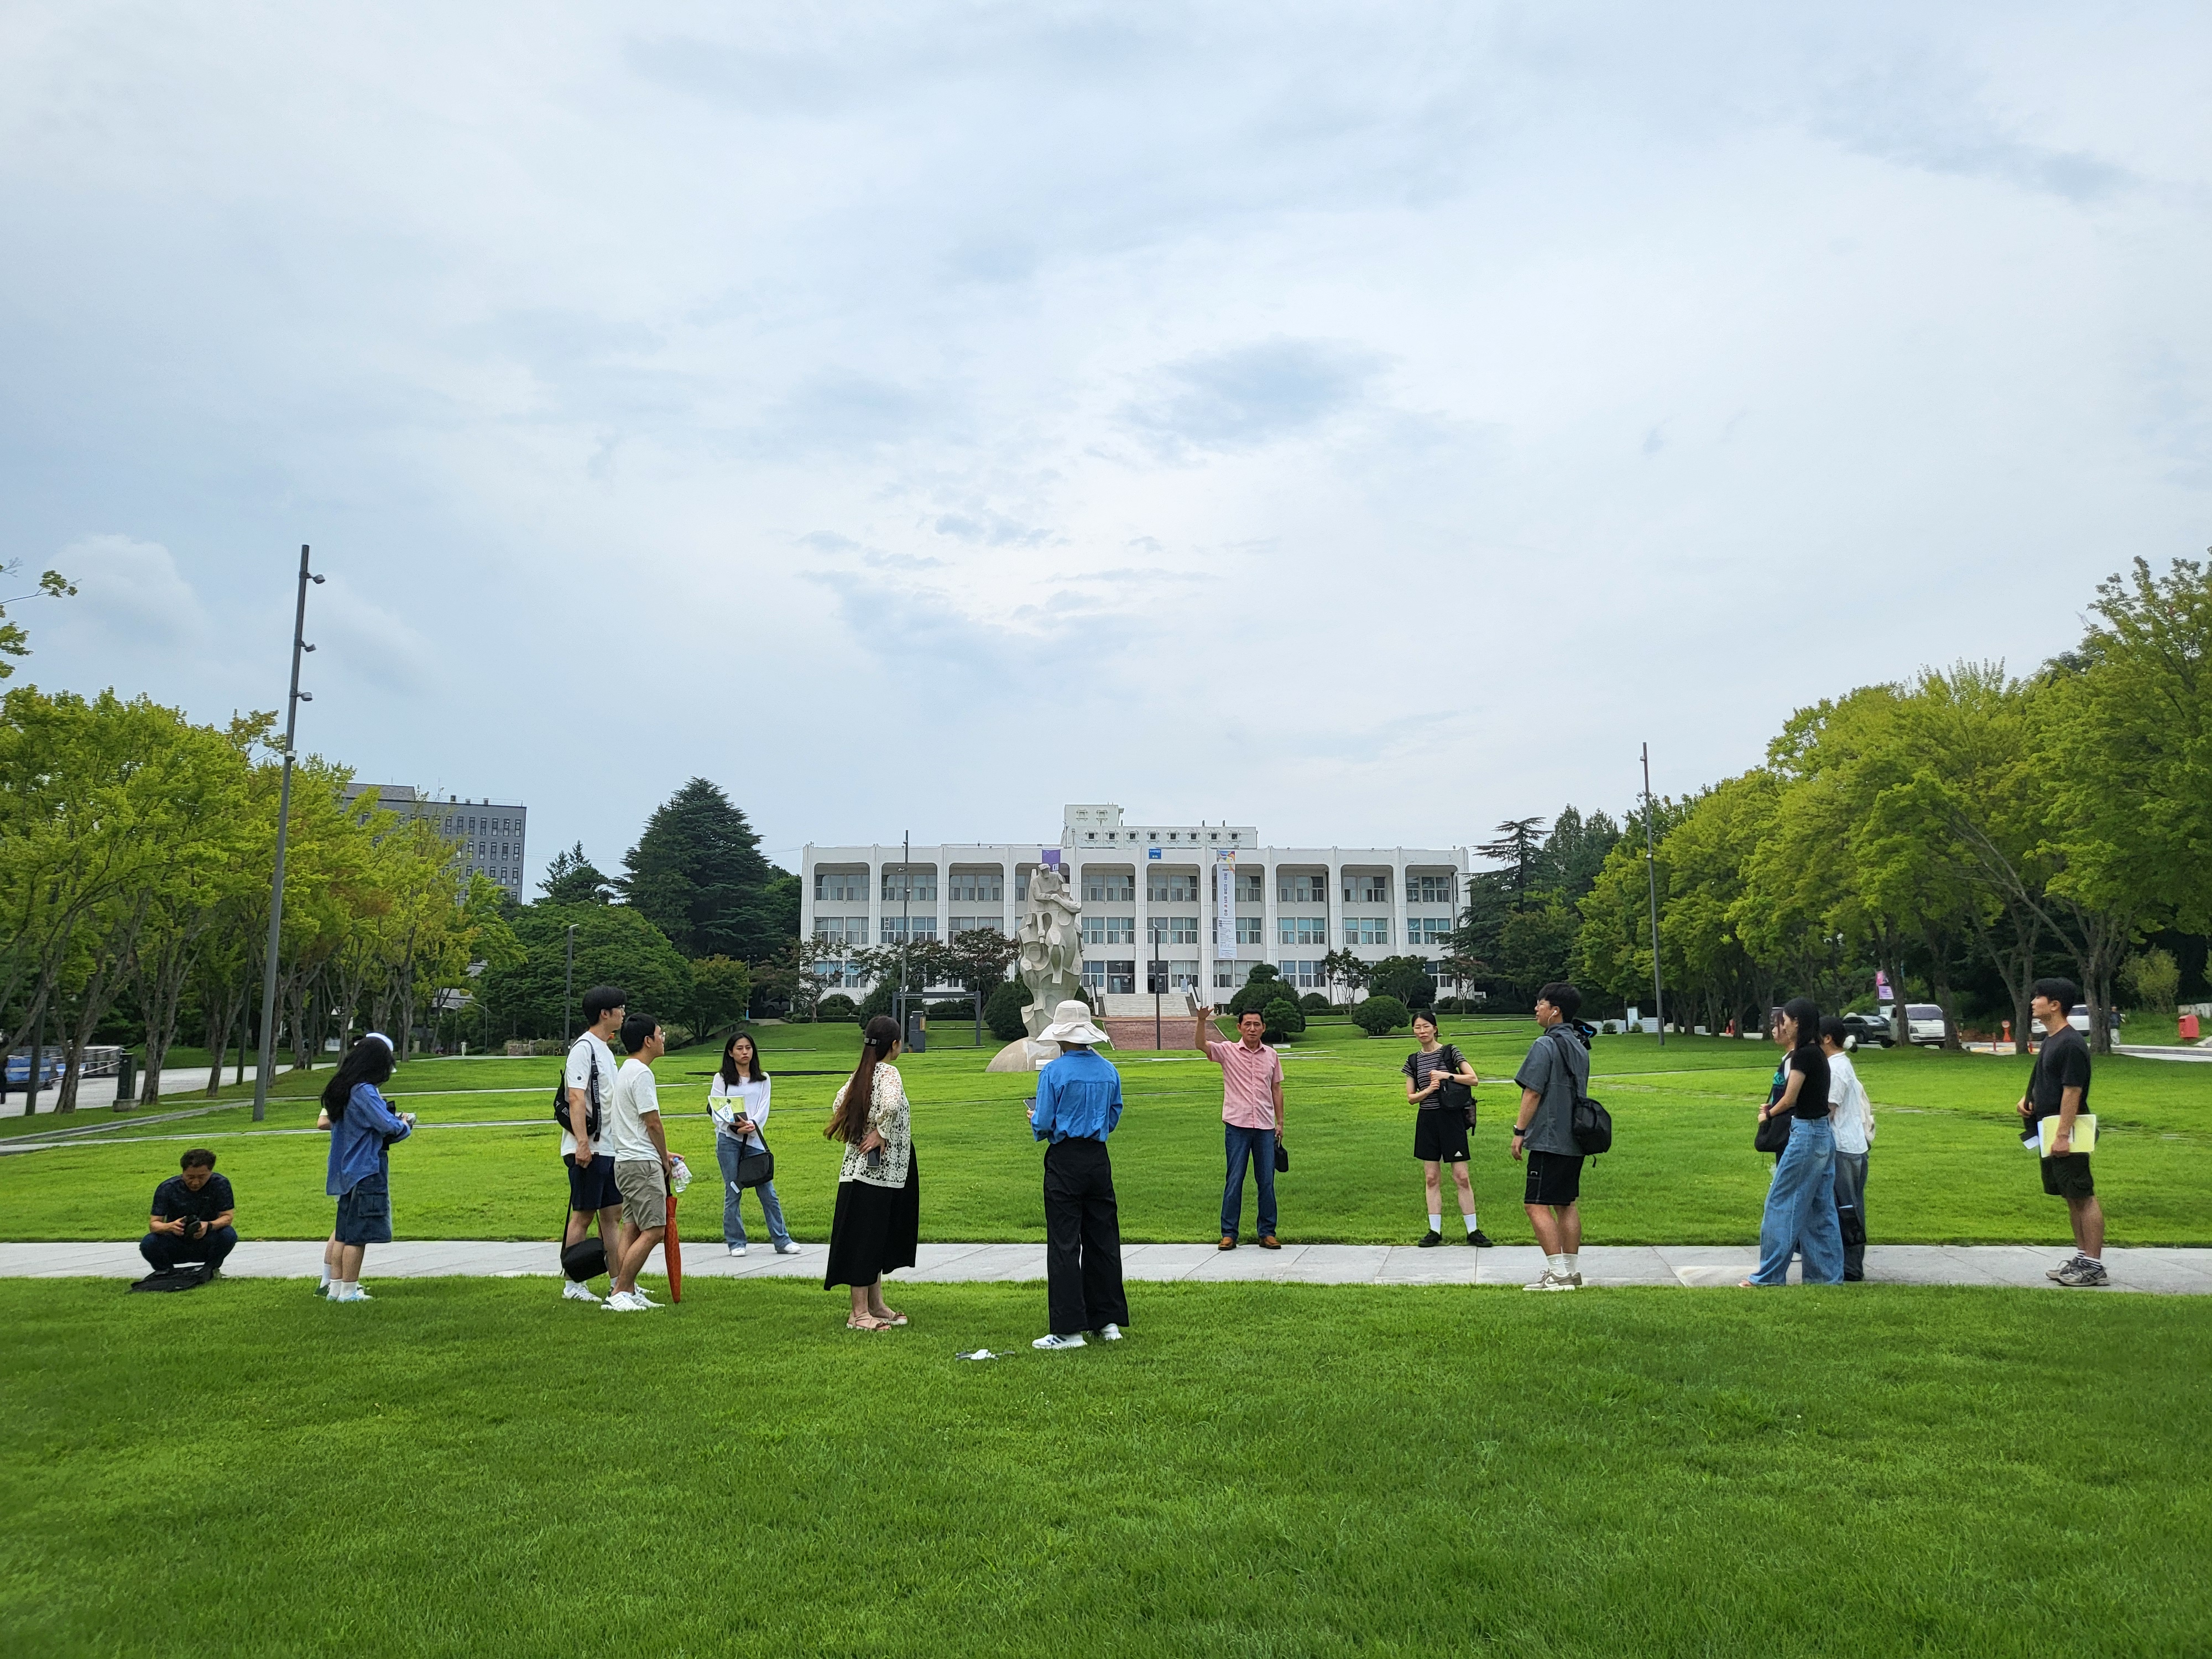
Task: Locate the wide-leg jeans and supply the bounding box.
[714,1134,791,1249]
[1220,1123,1279,1240]
[1752,1117,1844,1285]
[1043,1136,1128,1335]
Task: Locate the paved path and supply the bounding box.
[5,1240,2209,1292]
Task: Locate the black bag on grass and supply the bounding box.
[129,1265,215,1293]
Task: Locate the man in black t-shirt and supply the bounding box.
[2017,978,2105,1287]
[140,1149,238,1277]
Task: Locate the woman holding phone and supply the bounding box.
[709,1032,796,1256]
[1742,998,1844,1287]
[1402,1011,1491,1246]
[321,1032,415,1303]
[823,1015,919,1331]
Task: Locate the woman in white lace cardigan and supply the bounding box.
[823,1014,920,1330]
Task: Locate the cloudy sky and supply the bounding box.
[5,3,2207,876]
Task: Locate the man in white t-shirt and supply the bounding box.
[559,985,628,1305]
[604,1013,673,1313]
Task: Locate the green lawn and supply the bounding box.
[6,1018,2208,1245]
[3,1280,2206,1656]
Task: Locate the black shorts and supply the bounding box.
[565,1151,621,1213]
[1524,1150,1584,1208]
[2041,1153,2094,1200]
[1413,1110,1470,1164]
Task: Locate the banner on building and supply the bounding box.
[1214,851,1237,961]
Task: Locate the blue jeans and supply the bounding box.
[1220,1124,1278,1240]
[1752,1117,1845,1285]
[714,1135,790,1249]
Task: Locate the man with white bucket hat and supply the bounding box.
[1027,999,1129,1350]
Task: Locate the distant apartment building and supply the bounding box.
[801,803,1471,1004]
[343,784,530,901]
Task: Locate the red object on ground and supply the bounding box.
[663,1193,682,1303]
[2182,1014,2201,1041]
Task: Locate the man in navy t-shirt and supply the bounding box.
[140,1149,237,1276]
[2018,977,2104,1287]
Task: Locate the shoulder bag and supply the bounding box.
[559,1192,608,1282]
[1438,1043,1478,1128]
[552,1039,602,1141]
[1754,1063,1792,1154]
[1548,1028,1612,1157]
[733,1124,776,1188]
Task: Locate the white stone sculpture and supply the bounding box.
[984,863,1088,1072]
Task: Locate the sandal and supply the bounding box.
[871,1308,909,1327]
[847,1314,894,1331]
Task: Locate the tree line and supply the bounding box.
[1447,557,2211,1053]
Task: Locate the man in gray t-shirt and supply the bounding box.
[1510,981,1592,1292]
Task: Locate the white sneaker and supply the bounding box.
[1033,1332,1087,1350]
[335,1287,373,1302]
[1523,1271,1577,1292]
[773,1243,801,1255]
[601,1291,639,1312]
[629,1288,660,1308]
[1094,1323,1123,1342]
[562,1280,602,1303]
[728,1244,748,1256]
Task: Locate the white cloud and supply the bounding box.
[48,534,211,651]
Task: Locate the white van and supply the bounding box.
[1903,1003,1947,1046]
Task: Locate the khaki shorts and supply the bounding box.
[613,1159,670,1231]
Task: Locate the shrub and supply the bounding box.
[2122,947,2179,1017]
[1228,967,1291,1020]
[984,981,1030,1042]
[1262,998,1306,1043]
[857,981,896,1023]
[817,994,858,1022]
[1299,992,1331,1014]
[926,999,975,1020]
[1352,994,1409,1036]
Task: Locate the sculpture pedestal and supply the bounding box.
[985,1037,1056,1073]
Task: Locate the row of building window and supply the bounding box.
[813,914,1437,949]
[817,869,1458,905]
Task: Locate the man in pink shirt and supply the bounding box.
[1194,1001,1286,1249]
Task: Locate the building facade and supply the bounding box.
[801,804,1470,1005]
[343,784,530,902]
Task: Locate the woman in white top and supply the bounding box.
[1819,1016,1876,1282]
[709,1032,795,1257]
[822,1014,919,1331]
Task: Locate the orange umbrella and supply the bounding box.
[664,1192,682,1303]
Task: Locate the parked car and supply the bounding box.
[1902,1003,1947,1046]
[2068,1004,2120,1035]
[1841,1011,1896,1048]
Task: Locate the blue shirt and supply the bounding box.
[1030,1048,1124,1144]
[326,1082,411,1196]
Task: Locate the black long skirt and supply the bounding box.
[823,1151,920,1288]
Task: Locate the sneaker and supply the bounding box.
[773,1243,802,1255]
[315,1280,331,1297]
[1417,1230,1443,1248]
[728,1244,748,1257]
[601,1291,639,1311]
[629,1288,661,1308]
[2047,1254,2087,1282]
[1032,1332,1087,1350]
[334,1287,373,1302]
[1523,1271,1577,1292]
[1468,1230,1495,1248]
[2056,1259,2110,1287]
[1568,1271,1584,1287]
[1094,1323,1123,1342]
[562,1280,602,1303]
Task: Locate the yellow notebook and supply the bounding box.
[2038,1114,2098,1156]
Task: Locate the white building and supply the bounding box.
[801,804,1471,1006]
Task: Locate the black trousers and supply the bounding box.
[1043,1137,1128,1336]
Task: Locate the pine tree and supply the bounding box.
[620,778,786,959]
[540,842,614,905]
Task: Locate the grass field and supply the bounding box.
[4,1279,2208,1656]
[6,1017,2208,1246]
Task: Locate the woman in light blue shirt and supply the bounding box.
[710,1032,794,1256]
[321,1033,414,1303]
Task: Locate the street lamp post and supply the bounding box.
[1641,742,1666,1050]
[253,545,323,1123]
[1150,922,1164,1049]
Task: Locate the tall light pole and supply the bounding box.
[1641,742,1665,1049]
[253,546,323,1121]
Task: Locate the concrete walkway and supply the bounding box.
[6,1240,2210,1292]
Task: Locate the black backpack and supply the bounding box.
[552,1039,603,1140]
[1548,1027,1613,1157]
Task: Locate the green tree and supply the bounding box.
[540,843,615,905]
[1475,817,1547,910]
[0,564,74,680]
[1351,994,1409,1035]
[478,903,693,1037]
[1368,955,1436,1010]
[690,955,754,1038]
[620,778,787,959]
[1228,963,1291,1019]
[1262,997,1305,1042]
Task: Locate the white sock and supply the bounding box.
[1547,1254,1568,1273]
[1565,1254,1580,1275]
[317,1271,331,1289]
[1428,1213,1443,1232]
[1464,1212,1480,1233]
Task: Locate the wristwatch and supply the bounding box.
[1512,1125,1527,1138]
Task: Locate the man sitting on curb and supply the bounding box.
[139,1149,237,1280]
[1029,999,1130,1350]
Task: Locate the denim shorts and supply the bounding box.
[336,1173,393,1245]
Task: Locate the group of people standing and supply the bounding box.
[206,969,2107,1310]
